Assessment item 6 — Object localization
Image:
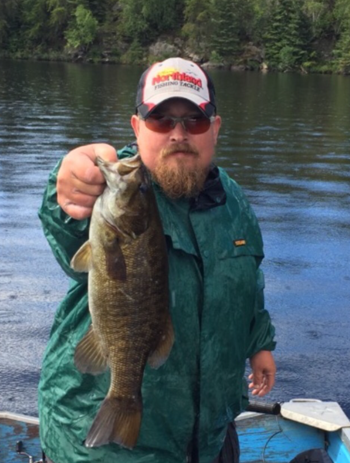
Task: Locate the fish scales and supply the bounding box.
[70,153,174,449]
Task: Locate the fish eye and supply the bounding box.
[139,183,148,193]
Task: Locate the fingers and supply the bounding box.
[248,372,275,397]
[59,189,103,220]
[61,202,95,221]
[248,350,276,397]
[57,143,117,220]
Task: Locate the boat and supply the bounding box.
[239,399,350,463]
[1,399,350,462]
[0,411,41,462]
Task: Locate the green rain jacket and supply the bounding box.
[38,144,276,463]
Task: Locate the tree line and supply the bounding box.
[1,0,350,73]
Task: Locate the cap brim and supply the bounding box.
[138,93,215,118]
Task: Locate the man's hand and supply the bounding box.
[57,143,117,220]
[248,350,276,397]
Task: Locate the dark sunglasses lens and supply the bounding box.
[145,117,173,133]
[185,118,211,134]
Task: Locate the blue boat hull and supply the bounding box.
[0,413,41,463]
[237,412,350,463]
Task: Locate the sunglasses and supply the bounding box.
[139,114,216,135]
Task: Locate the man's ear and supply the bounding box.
[213,115,222,145]
[130,115,140,137]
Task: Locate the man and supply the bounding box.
[38,57,276,463]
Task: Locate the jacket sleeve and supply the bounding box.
[246,267,276,358]
[221,170,277,358]
[38,159,89,283]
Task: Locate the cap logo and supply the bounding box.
[151,67,203,92]
[136,58,216,118]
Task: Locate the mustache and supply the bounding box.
[161,143,199,157]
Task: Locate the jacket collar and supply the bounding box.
[189,163,226,212]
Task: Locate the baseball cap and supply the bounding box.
[136,57,216,119]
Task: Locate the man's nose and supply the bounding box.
[170,120,188,141]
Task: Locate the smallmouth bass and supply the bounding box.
[70,153,174,448]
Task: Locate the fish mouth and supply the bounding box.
[117,154,142,175]
[95,154,142,176]
[121,153,141,168]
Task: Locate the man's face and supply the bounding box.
[130,98,221,198]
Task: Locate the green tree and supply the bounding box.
[242,0,275,44]
[333,0,350,72]
[86,0,109,22]
[47,0,71,30]
[211,0,242,63]
[182,0,213,58]
[47,0,109,48]
[0,0,347,71]
[0,0,21,48]
[20,0,51,47]
[264,0,311,70]
[302,0,334,38]
[118,0,184,46]
[65,4,98,51]
[94,0,122,57]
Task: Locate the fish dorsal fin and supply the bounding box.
[148,313,174,369]
[74,325,108,375]
[70,241,92,273]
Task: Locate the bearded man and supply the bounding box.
[38,57,276,463]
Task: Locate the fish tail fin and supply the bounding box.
[148,312,174,369]
[85,395,142,449]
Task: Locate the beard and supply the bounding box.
[151,143,210,199]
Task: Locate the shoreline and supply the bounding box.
[0,53,344,76]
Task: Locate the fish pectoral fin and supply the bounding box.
[74,325,108,375]
[84,395,142,449]
[70,241,92,273]
[148,312,174,369]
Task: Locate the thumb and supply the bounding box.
[91,143,117,163]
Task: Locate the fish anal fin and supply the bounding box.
[74,325,108,375]
[85,395,142,449]
[148,313,174,369]
[70,241,92,273]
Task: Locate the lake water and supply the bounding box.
[0,59,349,419]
